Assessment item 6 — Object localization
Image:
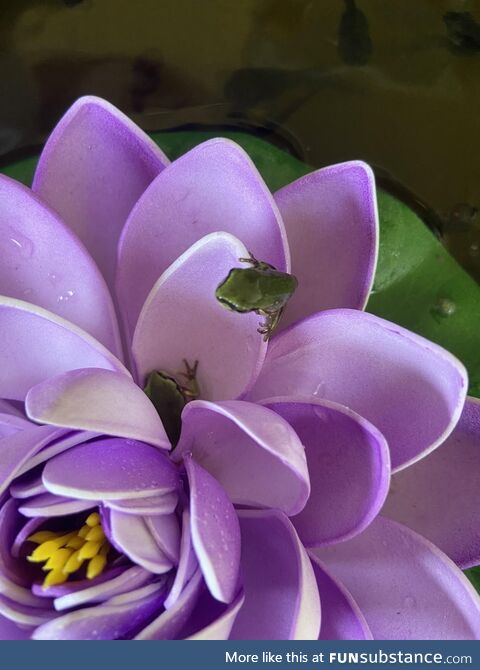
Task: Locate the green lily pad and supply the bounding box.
[465,566,480,592]
[0,155,37,187]
[2,129,480,400]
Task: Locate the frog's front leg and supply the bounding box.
[238,253,258,266]
[178,359,200,401]
[238,252,276,273]
[257,308,283,341]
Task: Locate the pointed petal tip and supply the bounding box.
[117,138,290,333]
[274,160,378,328]
[32,95,169,289]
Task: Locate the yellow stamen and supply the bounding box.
[65,535,85,550]
[78,541,101,560]
[43,548,74,572]
[87,554,107,580]
[27,533,76,562]
[25,511,112,589]
[77,524,90,539]
[26,530,58,544]
[85,525,105,542]
[62,550,84,574]
[85,512,101,527]
[43,569,68,588]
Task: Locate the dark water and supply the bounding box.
[1,0,480,282]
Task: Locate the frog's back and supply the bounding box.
[216,267,297,312]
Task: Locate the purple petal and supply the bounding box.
[0,297,128,401]
[229,509,320,640]
[0,578,51,609]
[0,595,53,627]
[0,615,32,639]
[108,509,173,574]
[135,569,203,639]
[249,309,467,472]
[105,492,178,516]
[0,400,25,418]
[0,424,64,497]
[26,368,170,450]
[32,96,168,290]
[16,430,98,479]
[18,493,94,518]
[185,456,240,604]
[0,500,53,601]
[107,581,168,606]
[186,589,244,640]
[0,175,121,356]
[383,396,480,569]
[11,517,46,557]
[132,233,266,398]
[0,412,31,439]
[274,162,377,329]
[164,508,198,609]
[263,398,390,546]
[175,579,243,639]
[0,499,29,586]
[175,400,309,515]
[32,583,165,640]
[10,473,47,499]
[32,567,124,599]
[54,566,152,611]
[309,554,372,640]
[117,138,289,334]
[145,514,181,564]
[42,437,179,500]
[314,516,480,640]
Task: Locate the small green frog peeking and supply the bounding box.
[144,359,200,446]
[216,253,298,340]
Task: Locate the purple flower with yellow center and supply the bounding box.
[0,96,479,641]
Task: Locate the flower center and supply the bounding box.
[26,511,111,589]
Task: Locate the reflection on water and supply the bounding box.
[337,0,373,66]
[444,10,480,52]
[1,0,479,282]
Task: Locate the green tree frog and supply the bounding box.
[216,254,298,340]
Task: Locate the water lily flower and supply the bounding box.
[0,96,479,640]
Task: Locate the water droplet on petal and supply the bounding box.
[313,381,326,397]
[57,289,75,304]
[7,227,34,258]
[48,272,60,286]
